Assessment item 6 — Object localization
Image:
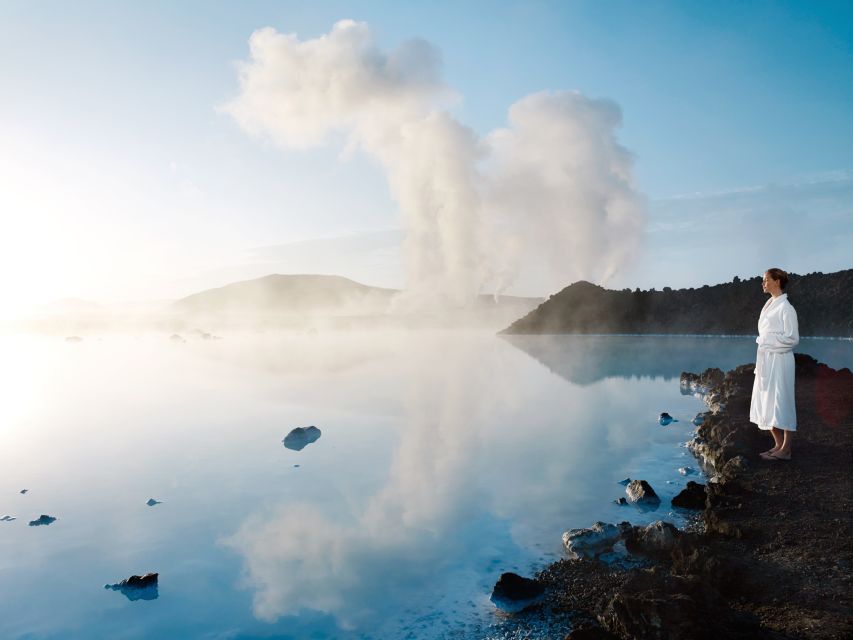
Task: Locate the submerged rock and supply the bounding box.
[614,497,628,505]
[1,515,15,522]
[692,413,705,426]
[563,522,622,559]
[28,514,56,526]
[145,498,161,507]
[625,480,661,506]
[490,572,545,613]
[283,426,322,451]
[678,466,695,476]
[659,412,678,426]
[672,481,707,510]
[105,573,159,601]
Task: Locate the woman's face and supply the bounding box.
[762,272,781,296]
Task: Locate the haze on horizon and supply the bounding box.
[1,1,851,319]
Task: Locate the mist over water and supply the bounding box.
[0,332,849,639]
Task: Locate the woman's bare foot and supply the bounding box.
[761,446,779,456]
[761,450,791,461]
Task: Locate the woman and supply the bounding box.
[750,268,799,461]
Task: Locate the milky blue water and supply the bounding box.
[0,333,850,639]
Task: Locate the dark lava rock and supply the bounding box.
[625,480,660,505]
[563,522,622,559]
[1,515,15,522]
[623,521,681,556]
[490,572,545,613]
[617,478,631,486]
[283,426,322,451]
[20,489,28,494]
[614,497,628,506]
[28,514,56,526]
[659,412,677,426]
[105,573,159,601]
[672,481,707,510]
[680,367,725,394]
[145,498,161,507]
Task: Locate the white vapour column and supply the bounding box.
[224,20,646,306]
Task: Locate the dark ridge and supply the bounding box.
[502,269,853,337]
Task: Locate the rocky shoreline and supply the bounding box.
[498,354,853,639]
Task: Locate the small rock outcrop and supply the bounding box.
[145,498,161,507]
[283,426,322,451]
[563,522,622,559]
[625,480,660,505]
[490,572,545,613]
[1,515,15,522]
[28,514,56,526]
[623,521,681,556]
[672,481,707,510]
[105,573,159,601]
[659,412,677,426]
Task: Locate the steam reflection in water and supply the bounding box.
[0,332,849,639]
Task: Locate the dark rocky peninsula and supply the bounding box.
[503,269,853,337]
[508,354,852,639]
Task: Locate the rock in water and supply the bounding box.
[672,481,706,510]
[617,478,631,486]
[692,413,705,426]
[20,489,28,494]
[105,573,159,601]
[489,572,545,613]
[563,521,622,559]
[626,480,661,505]
[146,498,161,507]
[283,426,322,451]
[28,514,56,526]
[624,521,681,556]
[678,466,695,476]
[659,412,678,426]
[1,515,15,522]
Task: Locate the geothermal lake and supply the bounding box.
[1,332,850,639]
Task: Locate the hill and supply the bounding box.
[502,269,853,337]
[173,274,398,315]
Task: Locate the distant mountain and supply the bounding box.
[173,274,398,315]
[502,269,853,337]
[173,274,543,317]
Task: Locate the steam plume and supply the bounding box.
[224,20,645,305]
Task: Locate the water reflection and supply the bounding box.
[504,334,853,384]
[222,334,700,635]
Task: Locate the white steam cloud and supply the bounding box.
[224,19,645,305]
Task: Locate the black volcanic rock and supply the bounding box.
[490,572,546,613]
[502,269,853,337]
[105,573,159,601]
[28,514,56,526]
[283,426,322,451]
[672,481,707,509]
[625,480,660,505]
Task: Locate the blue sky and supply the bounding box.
[1,1,851,307]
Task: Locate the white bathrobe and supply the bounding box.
[749,293,799,431]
